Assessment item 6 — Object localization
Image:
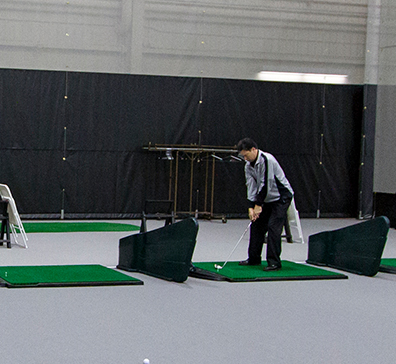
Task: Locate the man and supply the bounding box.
[237,137,293,271]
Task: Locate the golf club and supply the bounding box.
[214,221,252,270]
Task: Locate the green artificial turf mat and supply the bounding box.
[20,222,140,233]
[379,258,396,274]
[191,260,348,282]
[0,264,143,288]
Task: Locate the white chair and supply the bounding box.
[0,184,28,248]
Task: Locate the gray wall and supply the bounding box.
[0,0,369,83]
[374,0,396,193]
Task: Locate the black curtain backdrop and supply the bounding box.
[0,69,363,219]
[359,84,377,219]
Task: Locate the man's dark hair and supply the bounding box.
[237,138,258,152]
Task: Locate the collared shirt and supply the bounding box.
[245,150,293,207]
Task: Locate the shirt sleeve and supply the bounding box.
[254,155,268,206]
[245,165,257,208]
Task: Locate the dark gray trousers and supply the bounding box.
[248,198,291,266]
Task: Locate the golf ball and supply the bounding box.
[143,359,150,364]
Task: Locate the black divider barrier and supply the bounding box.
[117,217,198,282]
[307,216,390,276]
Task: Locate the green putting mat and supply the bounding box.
[0,264,143,288]
[379,258,396,274]
[191,260,348,282]
[20,222,140,233]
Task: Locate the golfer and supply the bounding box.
[237,138,294,271]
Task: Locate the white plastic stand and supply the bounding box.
[0,184,28,248]
[286,198,304,244]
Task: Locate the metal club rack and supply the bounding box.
[143,143,241,222]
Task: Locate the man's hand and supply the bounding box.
[253,205,262,216]
[248,206,261,221]
[248,208,255,221]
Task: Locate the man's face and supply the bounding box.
[239,147,258,162]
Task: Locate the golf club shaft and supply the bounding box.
[221,221,252,268]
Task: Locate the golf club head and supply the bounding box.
[214,264,223,270]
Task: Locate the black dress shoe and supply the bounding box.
[238,259,261,266]
[264,265,281,271]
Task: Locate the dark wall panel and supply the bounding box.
[0,69,364,218]
[0,69,65,150]
[199,79,363,217]
[374,193,396,228]
[359,84,377,218]
[65,73,201,151]
[320,85,363,217]
[0,149,63,214]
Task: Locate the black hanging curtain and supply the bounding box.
[0,68,364,219]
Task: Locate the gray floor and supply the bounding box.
[1,218,396,364]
